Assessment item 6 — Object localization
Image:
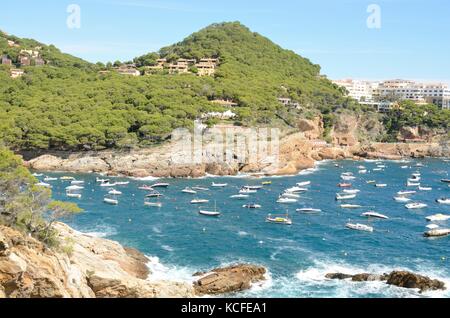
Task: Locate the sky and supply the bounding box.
[1,0,449,83]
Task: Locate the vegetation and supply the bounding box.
[0,147,82,246]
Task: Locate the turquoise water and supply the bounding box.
[41,159,450,298]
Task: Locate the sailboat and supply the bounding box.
[199,201,221,217]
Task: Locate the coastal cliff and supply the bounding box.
[22,114,449,178]
[0,222,194,298]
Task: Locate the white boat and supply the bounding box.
[426,224,440,230]
[341,172,354,176]
[281,192,300,199]
[397,190,416,196]
[357,165,366,169]
[146,191,163,198]
[343,189,360,194]
[394,196,411,203]
[418,186,432,191]
[243,185,263,190]
[66,185,84,191]
[100,182,117,187]
[341,175,356,181]
[108,189,122,195]
[191,199,209,204]
[182,187,197,194]
[277,197,298,204]
[346,223,373,232]
[361,212,389,219]
[66,192,81,199]
[285,186,308,193]
[400,166,409,169]
[96,177,109,183]
[36,182,52,188]
[408,177,421,183]
[296,181,311,187]
[407,181,420,187]
[424,229,450,238]
[199,201,221,217]
[71,180,85,185]
[405,202,427,209]
[266,214,292,225]
[436,198,450,205]
[144,201,163,208]
[373,168,383,171]
[412,172,421,178]
[243,204,262,209]
[335,193,356,200]
[60,176,75,181]
[230,194,249,200]
[341,204,362,209]
[104,198,118,205]
[376,165,386,169]
[296,208,321,214]
[115,181,130,186]
[375,184,387,188]
[32,173,43,177]
[358,170,368,174]
[211,182,227,188]
[239,188,257,194]
[425,214,450,222]
[192,187,209,191]
[138,185,154,191]
[151,183,170,188]
[44,177,58,181]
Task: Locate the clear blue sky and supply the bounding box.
[1,0,449,82]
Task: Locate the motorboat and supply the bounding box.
[361,212,389,219]
[43,176,58,181]
[341,172,354,176]
[243,204,262,209]
[281,192,300,199]
[261,181,272,185]
[230,194,249,200]
[32,173,43,177]
[36,182,52,188]
[408,177,421,183]
[373,168,383,171]
[376,165,386,169]
[338,183,352,188]
[424,229,450,238]
[336,193,356,200]
[151,183,170,188]
[108,189,122,195]
[375,184,387,188]
[400,166,409,169]
[191,199,209,204]
[296,181,311,187]
[394,196,411,203]
[239,188,257,194]
[296,208,321,214]
[425,214,450,222]
[266,214,292,225]
[436,198,450,205]
[426,224,440,230]
[285,186,307,193]
[405,202,427,209]
[277,197,298,204]
[100,181,117,187]
[441,179,450,184]
[343,189,360,194]
[358,170,368,174]
[96,177,109,183]
[66,192,81,199]
[243,185,263,190]
[397,190,416,196]
[340,204,362,209]
[71,180,85,185]
[104,197,119,205]
[66,185,84,191]
[182,187,197,194]
[407,181,420,187]
[212,182,228,188]
[199,201,221,216]
[146,191,163,198]
[418,186,432,191]
[60,176,75,181]
[138,185,154,191]
[144,201,163,208]
[366,180,376,184]
[357,165,366,169]
[115,181,130,186]
[341,175,356,181]
[346,223,373,232]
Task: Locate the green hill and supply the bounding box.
[0,22,360,152]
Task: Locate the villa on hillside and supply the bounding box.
[278,97,300,109]
[1,55,12,65]
[196,58,218,76]
[10,68,24,78]
[211,99,238,107]
[19,55,31,66]
[34,57,45,66]
[144,57,218,76]
[168,61,189,74]
[7,40,19,48]
[116,65,141,76]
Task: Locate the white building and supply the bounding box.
[332,79,378,103]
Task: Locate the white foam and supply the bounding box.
[131,175,160,181]
[161,244,174,252]
[238,231,249,237]
[146,256,196,284]
[79,224,118,238]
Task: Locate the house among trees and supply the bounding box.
[34,57,45,66]
[19,55,31,66]
[116,65,141,76]
[10,68,24,78]
[278,97,300,109]
[211,99,238,107]
[1,54,12,65]
[7,40,19,47]
[195,58,218,76]
[168,60,190,74]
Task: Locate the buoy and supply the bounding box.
[128,219,132,222]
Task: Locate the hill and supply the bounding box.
[0,22,363,152]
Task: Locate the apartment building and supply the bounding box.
[332,79,377,102]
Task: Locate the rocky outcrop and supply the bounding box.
[297,116,324,140]
[193,264,266,295]
[325,271,446,293]
[0,223,194,298]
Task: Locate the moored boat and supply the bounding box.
[296,208,321,214]
[424,229,450,238]
[405,202,427,209]
[104,197,118,205]
[346,223,373,232]
[425,214,450,222]
[436,198,450,205]
[361,211,389,219]
[266,214,292,225]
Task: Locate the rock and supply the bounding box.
[297,116,324,140]
[0,223,194,298]
[325,273,353,280]
[60,156,109,173]
[27,155,63,170]
[351,273,387,282]
[397,127,420,141]
[193,264,266,295]
[386,271,445,293]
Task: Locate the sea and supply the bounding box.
[37,158,450,298]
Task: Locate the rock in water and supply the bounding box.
[325,273,353,280]
[193,264,266,295]
[386,271,445,293]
